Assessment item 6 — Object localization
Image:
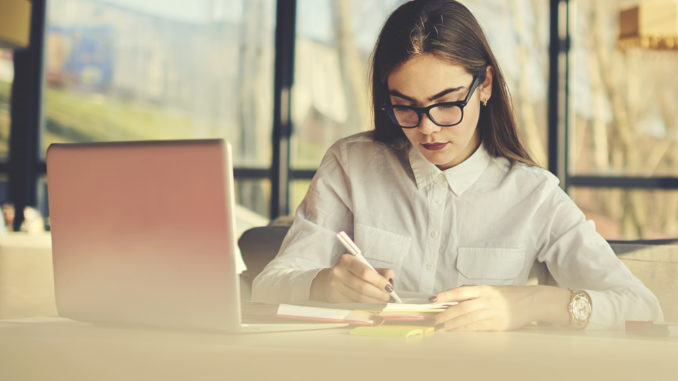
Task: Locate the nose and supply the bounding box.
[418,113,441,135]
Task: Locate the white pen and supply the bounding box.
[336,231,403,303]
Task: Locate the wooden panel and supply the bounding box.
[0,0,31,49]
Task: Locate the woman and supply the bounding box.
[252,0,662,330]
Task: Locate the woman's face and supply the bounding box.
[387,53,491,170]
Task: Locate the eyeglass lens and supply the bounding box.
[391,104,463,128]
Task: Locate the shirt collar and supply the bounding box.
[408,143,492,196]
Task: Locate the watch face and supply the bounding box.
[572,294,591,321]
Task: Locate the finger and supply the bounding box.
[438,308,494,331]
[319,270,388,303]
[335,281,392,303]
[311,268,350,302]
[326,269,390,303]
[339,271,391,302]
[339,254,392,293]
[431,285,486,303]
[332,257,390,302]
[375,268,396,285]
[432,298,485,325]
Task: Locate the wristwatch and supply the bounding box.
[567,289,592,329]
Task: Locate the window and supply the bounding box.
[43,0,275,215]
[291,0,393,171]
[465,0,549,168]
[9,0,671,237]
[571,187,678,240]
[570,0,678,239]
[290,0,400,208]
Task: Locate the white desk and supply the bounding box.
[0,232,57,318]
[1,317,676,381]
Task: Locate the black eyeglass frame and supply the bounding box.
[381,75,481,129]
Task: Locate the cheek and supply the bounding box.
[458,106,481,136]
[401,129,418,143]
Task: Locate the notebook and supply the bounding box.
[46,139,344,332]
[276,300,458,325]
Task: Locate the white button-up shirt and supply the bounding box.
[252,132,663,329]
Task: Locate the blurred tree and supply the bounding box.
[332,0,370,133]
[237,0,272,216]
[576,0,678,239]
[510,0,547,167]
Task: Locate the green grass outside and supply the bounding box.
[42,86,199,151]
[2,79,332,169]
[1,80,210,157]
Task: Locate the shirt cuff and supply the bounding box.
[585,289,617,330]
[585,287,664,330]
[252,267,324,304]
[289,267,325,302]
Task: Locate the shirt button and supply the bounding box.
[426,263,433,271]
[433,199,442,206]
[430,231,437,238]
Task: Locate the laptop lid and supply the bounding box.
[46,139,243,331]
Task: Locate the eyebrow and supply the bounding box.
[388,85,466,103]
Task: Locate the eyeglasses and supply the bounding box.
[381,76,480,129]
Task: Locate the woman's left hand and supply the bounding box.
[431,285,569,331]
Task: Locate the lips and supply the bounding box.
[421,142,448,151]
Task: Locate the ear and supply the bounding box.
[480,66,494,103]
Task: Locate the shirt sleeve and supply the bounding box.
[536,185,664,329]
[251,142,355,304]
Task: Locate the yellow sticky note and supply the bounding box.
[350,325,435,339]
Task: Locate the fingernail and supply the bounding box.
[428,296,438,303]
[385,284,393,293]
[388,278,394,285]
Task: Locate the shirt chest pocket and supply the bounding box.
[456,248,526,286]
[353,224,411,270]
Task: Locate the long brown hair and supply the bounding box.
[371,0,535,166]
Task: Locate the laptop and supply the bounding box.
[46,139,343,332]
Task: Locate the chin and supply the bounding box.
[427,154,457,168]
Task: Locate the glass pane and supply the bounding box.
[571,187,678,240]
[235,178,271,221]
[290,179,312,214]
[291,0,549,169]
[465,0,550,167]
[0,174,12,231]
[43,0,275,168]
[0,49,12,161]
[291,0,387,168]
[570,1,678,176]
[0,173,8,205]
[37,176,49,229]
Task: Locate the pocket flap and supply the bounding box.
[456,248,525,280]
[354,224,411,265]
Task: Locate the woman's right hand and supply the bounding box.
[310,253,395,303]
